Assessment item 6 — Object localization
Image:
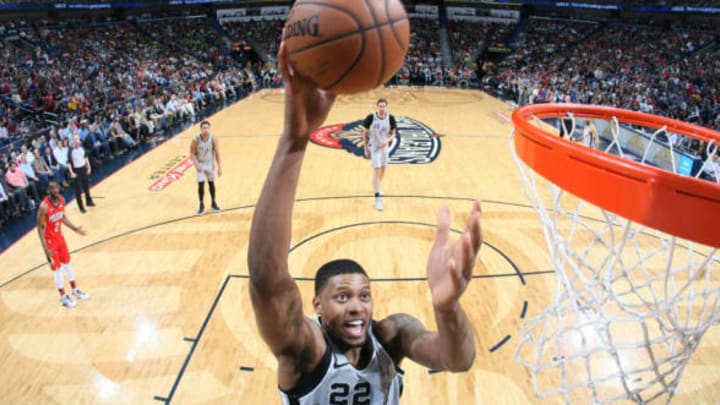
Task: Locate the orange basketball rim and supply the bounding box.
[512,103,720,248]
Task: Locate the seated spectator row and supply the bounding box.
[482,19,720,155]
[0,15,274,228]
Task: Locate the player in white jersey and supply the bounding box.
[362,99,397,211]
[190,120,222,215]
[249,42,480,405]
[581,119,600,149]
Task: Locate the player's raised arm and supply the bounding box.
[247,41,336,359]
[378,201,481,372]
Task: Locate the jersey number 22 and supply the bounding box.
[329,381,371,405]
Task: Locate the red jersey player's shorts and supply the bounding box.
[46,236,70,271]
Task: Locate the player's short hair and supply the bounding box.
[377,98,388,106]
[315,259,369,296]
[200,120,211,128]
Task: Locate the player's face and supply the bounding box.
[376,102,387,117]
[201,124,210,135]
[48,183,60,198]
[314,273,373,349]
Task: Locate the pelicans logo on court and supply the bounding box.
[310,117,442,164]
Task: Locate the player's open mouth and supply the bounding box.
[344,320,365,338]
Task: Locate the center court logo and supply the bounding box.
[310,116,442,164]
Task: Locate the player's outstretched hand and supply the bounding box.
[426,200,482,312]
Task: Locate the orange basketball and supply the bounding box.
[283,0,410,94]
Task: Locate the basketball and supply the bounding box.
[282,0,410,94]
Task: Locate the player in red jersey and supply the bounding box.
[36,181,89,308]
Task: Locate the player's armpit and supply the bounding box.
[376,313,445,370]
[275,318,326,391]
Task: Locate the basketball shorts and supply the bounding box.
[196,161,215,182]
[370,146,390,169]
[46,237,70,271]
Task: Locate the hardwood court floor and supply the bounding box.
[0,88,718,404]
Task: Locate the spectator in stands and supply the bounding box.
[32,148,53,188]
[52,139,71,187]
[0,120,8,144]
[48,128,59,150]
[43,144,67,188]
[20,144,34,166]
[19,152,44,198]
[178,93,195,121]
[0,153,9,171]
[5,160,39,206]
[108,117,135,150]
[1,167,24,216]
[0,175,13,225]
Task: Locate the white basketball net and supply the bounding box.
[511,114,720,404]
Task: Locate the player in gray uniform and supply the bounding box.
[249,41,481,405]
[190,120,222,215]
[362,99,396,211]
[281,294,404,405]
[581,119,600,149]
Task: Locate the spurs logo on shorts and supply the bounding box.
[310,117,442,164]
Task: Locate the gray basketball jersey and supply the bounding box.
[195,133,214,164]
[368,113,392,149]
[582,125,595,148]
[280,318,404,405]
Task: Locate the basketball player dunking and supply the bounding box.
[248,41,480,404]
[362,98,396,211]
[36,181,89,308]
[190,120,222,215]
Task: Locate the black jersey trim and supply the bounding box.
[280,343,331,399]
[370,320,405,375]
